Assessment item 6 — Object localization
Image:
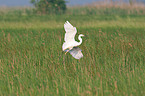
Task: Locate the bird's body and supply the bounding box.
[62,21,84,59]
[62,41,78,51]
[62,35,83,51]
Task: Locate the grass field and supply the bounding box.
[0,6,145,96]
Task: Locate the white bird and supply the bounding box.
[62,21,84,59]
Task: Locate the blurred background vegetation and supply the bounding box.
[30,0,66,14]
[0,0,145,16]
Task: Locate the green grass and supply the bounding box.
[0,8,145,96]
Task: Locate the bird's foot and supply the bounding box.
[65,51,68,55]
[65,50,70,55]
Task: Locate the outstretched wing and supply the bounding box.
[68,47,83,59]
[64,21,77,42]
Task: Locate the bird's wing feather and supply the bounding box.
[68,47,83,59]
[64,21,77,42]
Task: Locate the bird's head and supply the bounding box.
[79,34,85,37]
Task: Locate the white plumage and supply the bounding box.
[62,21,84,59]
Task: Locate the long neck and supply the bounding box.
[78,35,83,45]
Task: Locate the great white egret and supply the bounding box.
[62,21,84,59]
